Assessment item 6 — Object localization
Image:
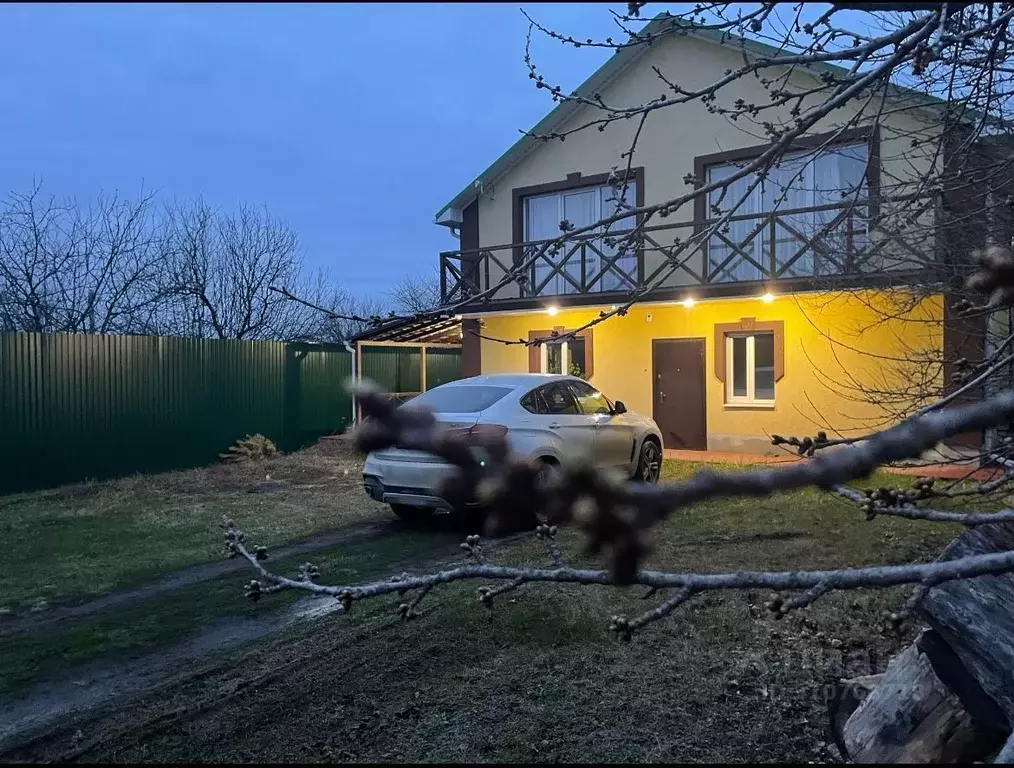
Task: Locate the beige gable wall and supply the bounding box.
[473,33,942,292]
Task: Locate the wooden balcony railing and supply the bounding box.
[439,199,936,306]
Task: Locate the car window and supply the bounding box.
[567,380,611,415]
[540,382,579,415]
[403,385,513,413]
[520,389,548,415]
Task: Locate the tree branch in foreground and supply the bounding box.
[226,380,1014,639]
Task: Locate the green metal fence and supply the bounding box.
[0,333,350,494]
[0,333,462,495]
[360,345,422,395]
[425,348,462,390]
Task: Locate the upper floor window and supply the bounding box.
[524,180,638,296]
[705,141,870,283]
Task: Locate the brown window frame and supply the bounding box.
[692,126,882,282]
[527,327,594,380]
[714,318,784,406]
[512,168,646,295]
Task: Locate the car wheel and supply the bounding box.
[536,459,560,493]
[390,503,433,527]
[531,459,563,526]
[635,439,662,484]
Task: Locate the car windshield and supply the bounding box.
[403,385,513,413]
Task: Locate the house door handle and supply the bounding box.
[659,391,667,402]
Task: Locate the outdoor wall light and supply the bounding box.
[682,298,696,308]
[546,305,560,317]
[761,292,775,303]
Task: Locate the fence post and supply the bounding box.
[420,345,428,392]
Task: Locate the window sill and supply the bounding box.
[723,401,776,410]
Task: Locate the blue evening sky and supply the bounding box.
[0,2,645,297]
[0,2,866,298]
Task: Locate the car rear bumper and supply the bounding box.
[362,454,476,513]
[361,474,457,513]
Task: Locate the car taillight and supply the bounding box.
[442,424,509,443]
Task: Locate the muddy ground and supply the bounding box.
[0,449,962,763]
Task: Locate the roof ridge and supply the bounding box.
[433,10,952,226]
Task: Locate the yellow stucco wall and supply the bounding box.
[475,290,943,453]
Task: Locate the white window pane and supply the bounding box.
[525,194,560,241]
[706,140,870,283]
[546,343,563,375]
[754,333,775,400]
[763,154,809,211]
[563,189,598,229]
[524,181,643,295]
[732,336,748,397]
[569,338,586,378]
[559,191,596,291]
[814,143,868,205]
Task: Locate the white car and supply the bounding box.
[361,373,663,524]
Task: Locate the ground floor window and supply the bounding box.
[725,331,775,405]
[542,337,587,378]
[529,328,594,380]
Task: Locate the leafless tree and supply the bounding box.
[254,4,1014,760]
[0,182,165,334]
[0,183,389,343]
[157,199,336,341]
[315,292,390,342]
[387,267,442,314]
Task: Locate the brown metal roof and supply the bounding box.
[351,314,461,344]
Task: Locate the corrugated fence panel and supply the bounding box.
[0,332,353,495]
[284,342,353,452]
[425,348,462,390]
[361,346,422,394]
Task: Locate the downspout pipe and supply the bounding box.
[344,339,357,431]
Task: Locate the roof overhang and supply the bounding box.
[433,12,968,227]
[436,206,464,228]
[351,313,462,344]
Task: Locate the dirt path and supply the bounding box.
[0,595,342,753]
[0,520,394,640]
[0,528,528,756]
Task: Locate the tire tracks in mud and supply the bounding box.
[0,525,529,757]
[0,519,395,640]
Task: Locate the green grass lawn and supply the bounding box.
[1,457,981,763]
[0,442,386,618]
[0,526,465,694]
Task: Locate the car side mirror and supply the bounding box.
[612,400,627,415]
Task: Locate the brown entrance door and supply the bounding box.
[652,338,707,451]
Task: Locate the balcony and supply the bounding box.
[439,199,936,308]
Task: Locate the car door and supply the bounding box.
[536,380,600,464]
[567,379,637,471]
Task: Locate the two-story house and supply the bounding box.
[432,16,994,455]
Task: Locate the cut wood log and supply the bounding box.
[829,523,1014,763]
[840,632,987,763]
[917,522,1014,728]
